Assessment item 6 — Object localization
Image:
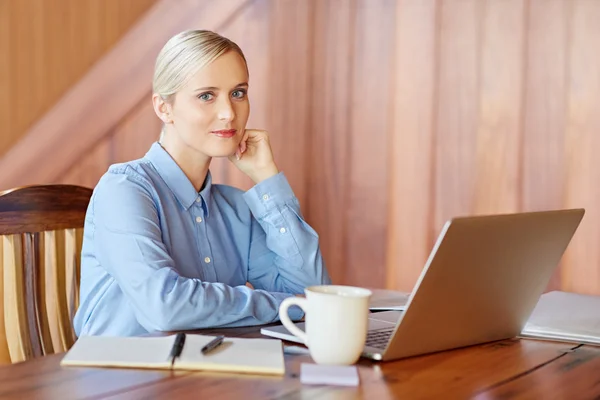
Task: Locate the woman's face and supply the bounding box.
[163,51,250,159]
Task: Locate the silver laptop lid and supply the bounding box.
[382,209,584,361]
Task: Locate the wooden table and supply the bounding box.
[1,324,599,400]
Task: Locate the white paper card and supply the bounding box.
[300,363,359,387]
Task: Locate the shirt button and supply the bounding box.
[195,197,201,203]
[279,227,287,233]
[262,194,269,201]
[204,257,211,263]
[196,217,203,223]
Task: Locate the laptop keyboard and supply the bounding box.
[365,328,394,349]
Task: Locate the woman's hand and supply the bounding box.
[229,129,279,184]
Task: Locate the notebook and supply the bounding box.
[520,291,600,346]
[60,334,286,376]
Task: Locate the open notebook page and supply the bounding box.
[60,336,175,369]
[174,335,285,375]
[61,334,286,375]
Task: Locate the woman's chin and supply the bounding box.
[207,148,238,158]
[203,136,242,158]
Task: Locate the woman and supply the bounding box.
[73,30,331,337]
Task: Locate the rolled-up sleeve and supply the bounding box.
[93,169,307,332]
[244,172,332,297]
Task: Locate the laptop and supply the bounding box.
[261,209,585,361]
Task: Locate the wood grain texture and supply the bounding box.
[386,0,438,291]
[0,185,92,234]
[35,234,56,356]
[4,0,600,294]
[1,234,30,362]
[562,0,600,296]
[522,0,569,291]
[111,99,163,165]
[369,339,575,399]
[263,0,313,209]
[58,136,112,189]
[344,0,396,288]
[39,229,80,355]
[0,237,10,363]
[521,0,569,213]
[0,0,9,155]
[307,0,355,284]
[22,233,44,359]
[0,186,91,363]
[64,228,83,332]
[481,344,600,399]
[43,231,68,353]
[0,0,157,157]
[474,0,525,215]
[0,353,181,399]
[0,0,250,190]
[434,0,482,231]
[0,324,597,399]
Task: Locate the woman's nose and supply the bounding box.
[217,99,235,122]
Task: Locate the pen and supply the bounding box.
[283,345,311,355]
[201,335,225,355]
[169,333,186,366]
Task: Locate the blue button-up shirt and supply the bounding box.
[73,142,331,336]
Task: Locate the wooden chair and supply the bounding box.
[0,185,93,364]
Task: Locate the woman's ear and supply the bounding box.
[152,93,174,124]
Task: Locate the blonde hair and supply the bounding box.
[153,30,247,101]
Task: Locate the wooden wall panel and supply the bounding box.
[0,0,156,157]
[59,99,160,187]
[521,0,569,214]
[111,100,162,165]
[344,0,395,288]
[307,0,355,285]
[58,137,112,189]
[562,0,600,295]
[60,99,160,187]
[0,0,8,156]
[434,0,481,231]
[522,0,569,290]
[473,0,525,215]
[0,0,251,190]
[263,0,313,208]
[386,0,438,291]
[5,0,600,296]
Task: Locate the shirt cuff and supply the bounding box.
[243,172,296,219]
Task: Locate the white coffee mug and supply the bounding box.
[279,285,372,365]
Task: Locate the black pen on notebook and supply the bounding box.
[169,333,186,366]
[201,335,225,355]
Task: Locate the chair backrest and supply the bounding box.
[0,185,92,364]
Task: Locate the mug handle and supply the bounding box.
[279,297,308,344]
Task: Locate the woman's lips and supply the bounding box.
[211,129,237,138]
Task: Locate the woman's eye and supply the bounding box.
[232,89,247,99]
[198,92,214,101]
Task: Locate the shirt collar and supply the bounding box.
[199,170,213,217]
[145,142,213,213]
